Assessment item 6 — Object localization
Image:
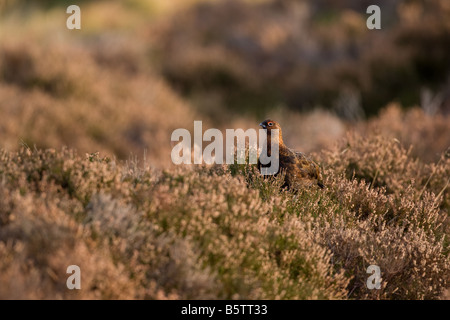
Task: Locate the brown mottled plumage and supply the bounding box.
[258,119,324,190]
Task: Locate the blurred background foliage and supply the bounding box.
[153,0,450,118]
[0,0,449,164]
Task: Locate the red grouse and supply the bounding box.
[258,119,324,189]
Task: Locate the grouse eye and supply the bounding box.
[268,122,273,127]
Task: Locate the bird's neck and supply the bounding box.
[266,130,284,155]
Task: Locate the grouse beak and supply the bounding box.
[259,122,266,129]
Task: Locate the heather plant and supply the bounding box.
[0,141,448,299]
[0,0,449,301]
[359,104,450,163]
[321,133,450,212]
[0,148,350,299]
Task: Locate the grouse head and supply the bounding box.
[259,119,281,131]
[259,119,284,145]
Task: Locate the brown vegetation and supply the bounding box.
[0,131,448,299]
[0,0,449,299]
